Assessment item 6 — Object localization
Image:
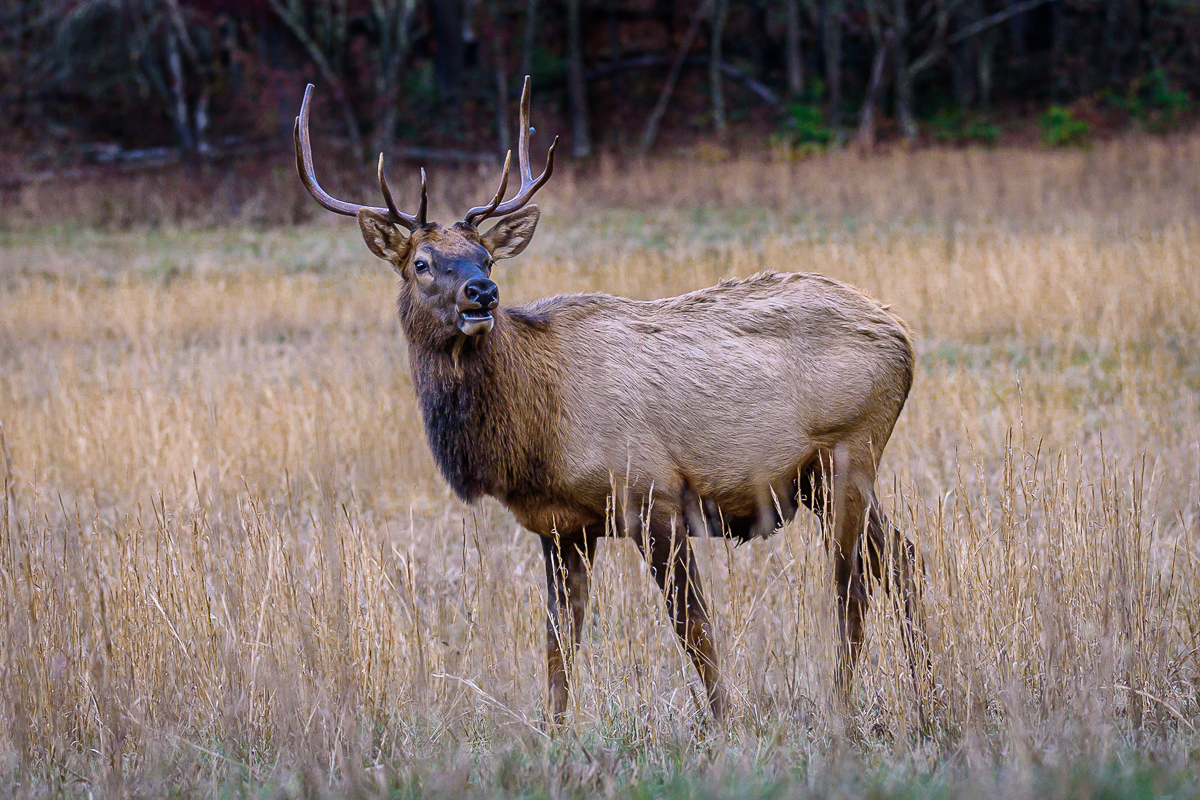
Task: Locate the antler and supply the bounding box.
[463,76,559,228]
[294,84,427,230]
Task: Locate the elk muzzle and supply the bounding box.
[457,277,499,336]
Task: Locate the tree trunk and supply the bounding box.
[194,87,210,155]
[14,0,30,126]
[856,30,891,150]
[785,0,804,97]
[521,0,538,79]
[163,0,213,157]
[1103,0,1121,86]
[710,0,727,140]
[895,61,917,139]
[266,0,365,158]
[893,0,917,139]
[463,0,478,64]
[978,27,997,106]
[373,101,400,159]
[746,0,769,79]
[608,0,626,145]
[656,0,676,37]
[430,0,464,99]
[822,0,843,131]
[371,0,417,157]
[566,0,592,156]
[952,0,982,110]
[639,0,713,153]
[165,26,196,154]
[492,11,511,156]
[332,0,348,75]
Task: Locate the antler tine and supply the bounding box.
[417,168,428,225]
[296,83,418,229]
[489,134,557,218]
[463,151,512,227]
[377,154,402,221]
[460,75,557,228]
[376,153,424,230]
[517,76,533,183]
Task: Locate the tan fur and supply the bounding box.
[397,261,922,725]
[497,271,914,535]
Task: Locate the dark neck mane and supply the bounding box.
[402,306,560,503]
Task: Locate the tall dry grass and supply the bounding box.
[1,139,1199,798]
[5,132,1200,231]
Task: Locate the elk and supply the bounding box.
[294,77,923,724]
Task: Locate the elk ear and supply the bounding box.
[357,209,410,267]
[481,205,540,260]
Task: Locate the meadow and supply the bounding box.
[1,136,1199,798]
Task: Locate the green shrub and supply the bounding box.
[1040,106,1090,147]
[1102,69,1191,132]
[771,80,833,158]
[963,119,1000,144]
[931,111,1000,145]
[781,101,833,145]
[1145,68,1191,131]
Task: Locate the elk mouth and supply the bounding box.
[458,308,495,336]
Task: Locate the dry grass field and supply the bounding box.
[2,137,1200,798]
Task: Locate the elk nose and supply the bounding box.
[461,278,499,310]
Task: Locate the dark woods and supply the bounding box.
[2,0,1198,168]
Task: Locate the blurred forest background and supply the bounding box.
[4,3,1200,797]
[1,0,1198,183]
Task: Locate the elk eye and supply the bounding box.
[414,259,429,273]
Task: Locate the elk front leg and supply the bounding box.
[542,533,595,724]
[641,520,726,722]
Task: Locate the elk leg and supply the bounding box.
[640,519,726,721]
[830,445,870,704]
[542,533,595,724]
[864,498,933,729]
[798,452,831,527]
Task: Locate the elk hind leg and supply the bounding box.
[542,533,595,724]
[641,519,726,721]
[864,496,933,728]
[829,444,872,705]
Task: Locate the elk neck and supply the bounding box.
[398,293,564,505]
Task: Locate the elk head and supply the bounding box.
[294,77,558,341]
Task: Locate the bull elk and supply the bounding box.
[294,78,924,723]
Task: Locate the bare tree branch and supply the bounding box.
[949,0,1054,46]
[910,0,1057,78]
[587,55,781,107]
[265,0,364,157]
[639,0,715,154]
[161,0,198,64]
